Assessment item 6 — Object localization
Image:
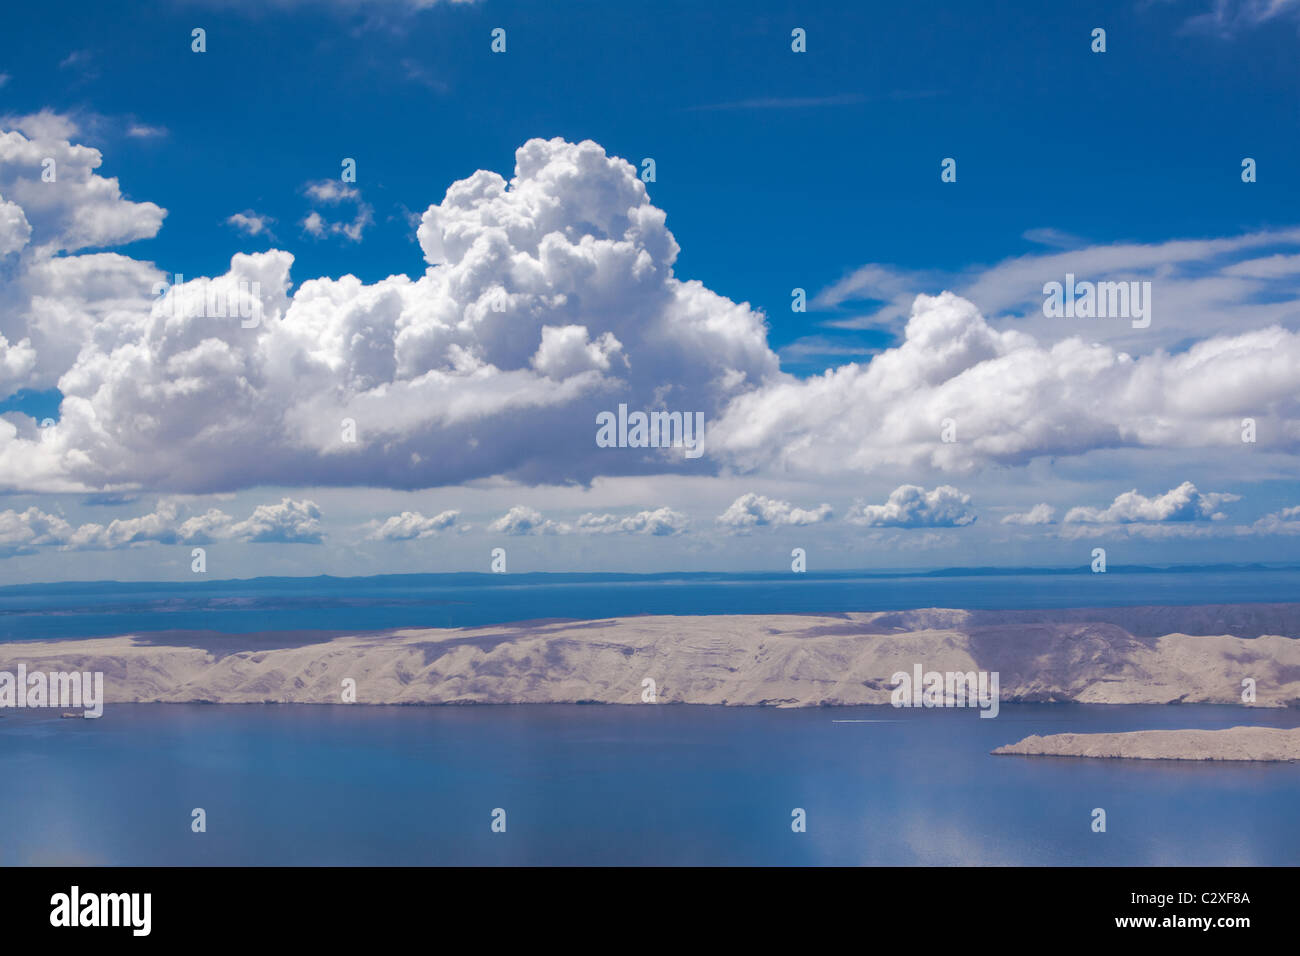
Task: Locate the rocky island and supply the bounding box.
[993,725,1300,761]
[2,603,1298,708]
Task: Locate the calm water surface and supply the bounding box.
[1,702,1296,866]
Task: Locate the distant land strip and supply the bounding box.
[2,605,1299,708]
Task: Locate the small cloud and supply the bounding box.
[1063,482,1240,524]
[368,509,460,540]
[59,50,91,70]
[1001,503,1056,526]
[848,485,976,528]
[333,210,373,242]
[716,493,832,531]
[1251,505,1300,535]
[302,210,327,238]
[126,123,168,139]
[305,180,361,204]
[226,497,324,543]
[301,180,373,242]
[576,507,688,536]
[225,210,276,238]
[488,505,571,536]
[488,505,687,536]
[1022,227,1084,249]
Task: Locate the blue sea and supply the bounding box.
[1,567,1298,866]
[1,565,1298,643]
[0,703,1296,866]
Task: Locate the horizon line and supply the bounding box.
[3,560,1299,592]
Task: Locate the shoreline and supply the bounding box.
[1,699,1285,714]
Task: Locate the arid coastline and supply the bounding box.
[3,604,1299,709]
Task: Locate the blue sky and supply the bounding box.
[4,0,1297,348]
[1,0,1299,581]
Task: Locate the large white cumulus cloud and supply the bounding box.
[0,133,778,492]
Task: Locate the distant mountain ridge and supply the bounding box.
[4,563,1298,594]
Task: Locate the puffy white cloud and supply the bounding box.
[305,181,359,204]
[226,210,274,237]
[488,504,688,536]
[1063,482,1240,524]
[2,123,1300,500]
[176,508,241,543]
[531,325,624,380]
[301,180,373,242]
[1044,500,1300,540]
[0,497,324,555]
[487,505,569,536]
[847,484,976,528]
[65,500,189,549]
[710,291,1300,477]
[0,195,32,255]
[715,493,832,530]
[0,115,167,397]
[225,497,324,543]
[0,333,37,390]
[0,506,73,556]
[0,114,165,255]
[576,507,688,535]
[302,211,325,237]
[1001,503,1056,525]
[369,509,461,540]
[0,133,778,493]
